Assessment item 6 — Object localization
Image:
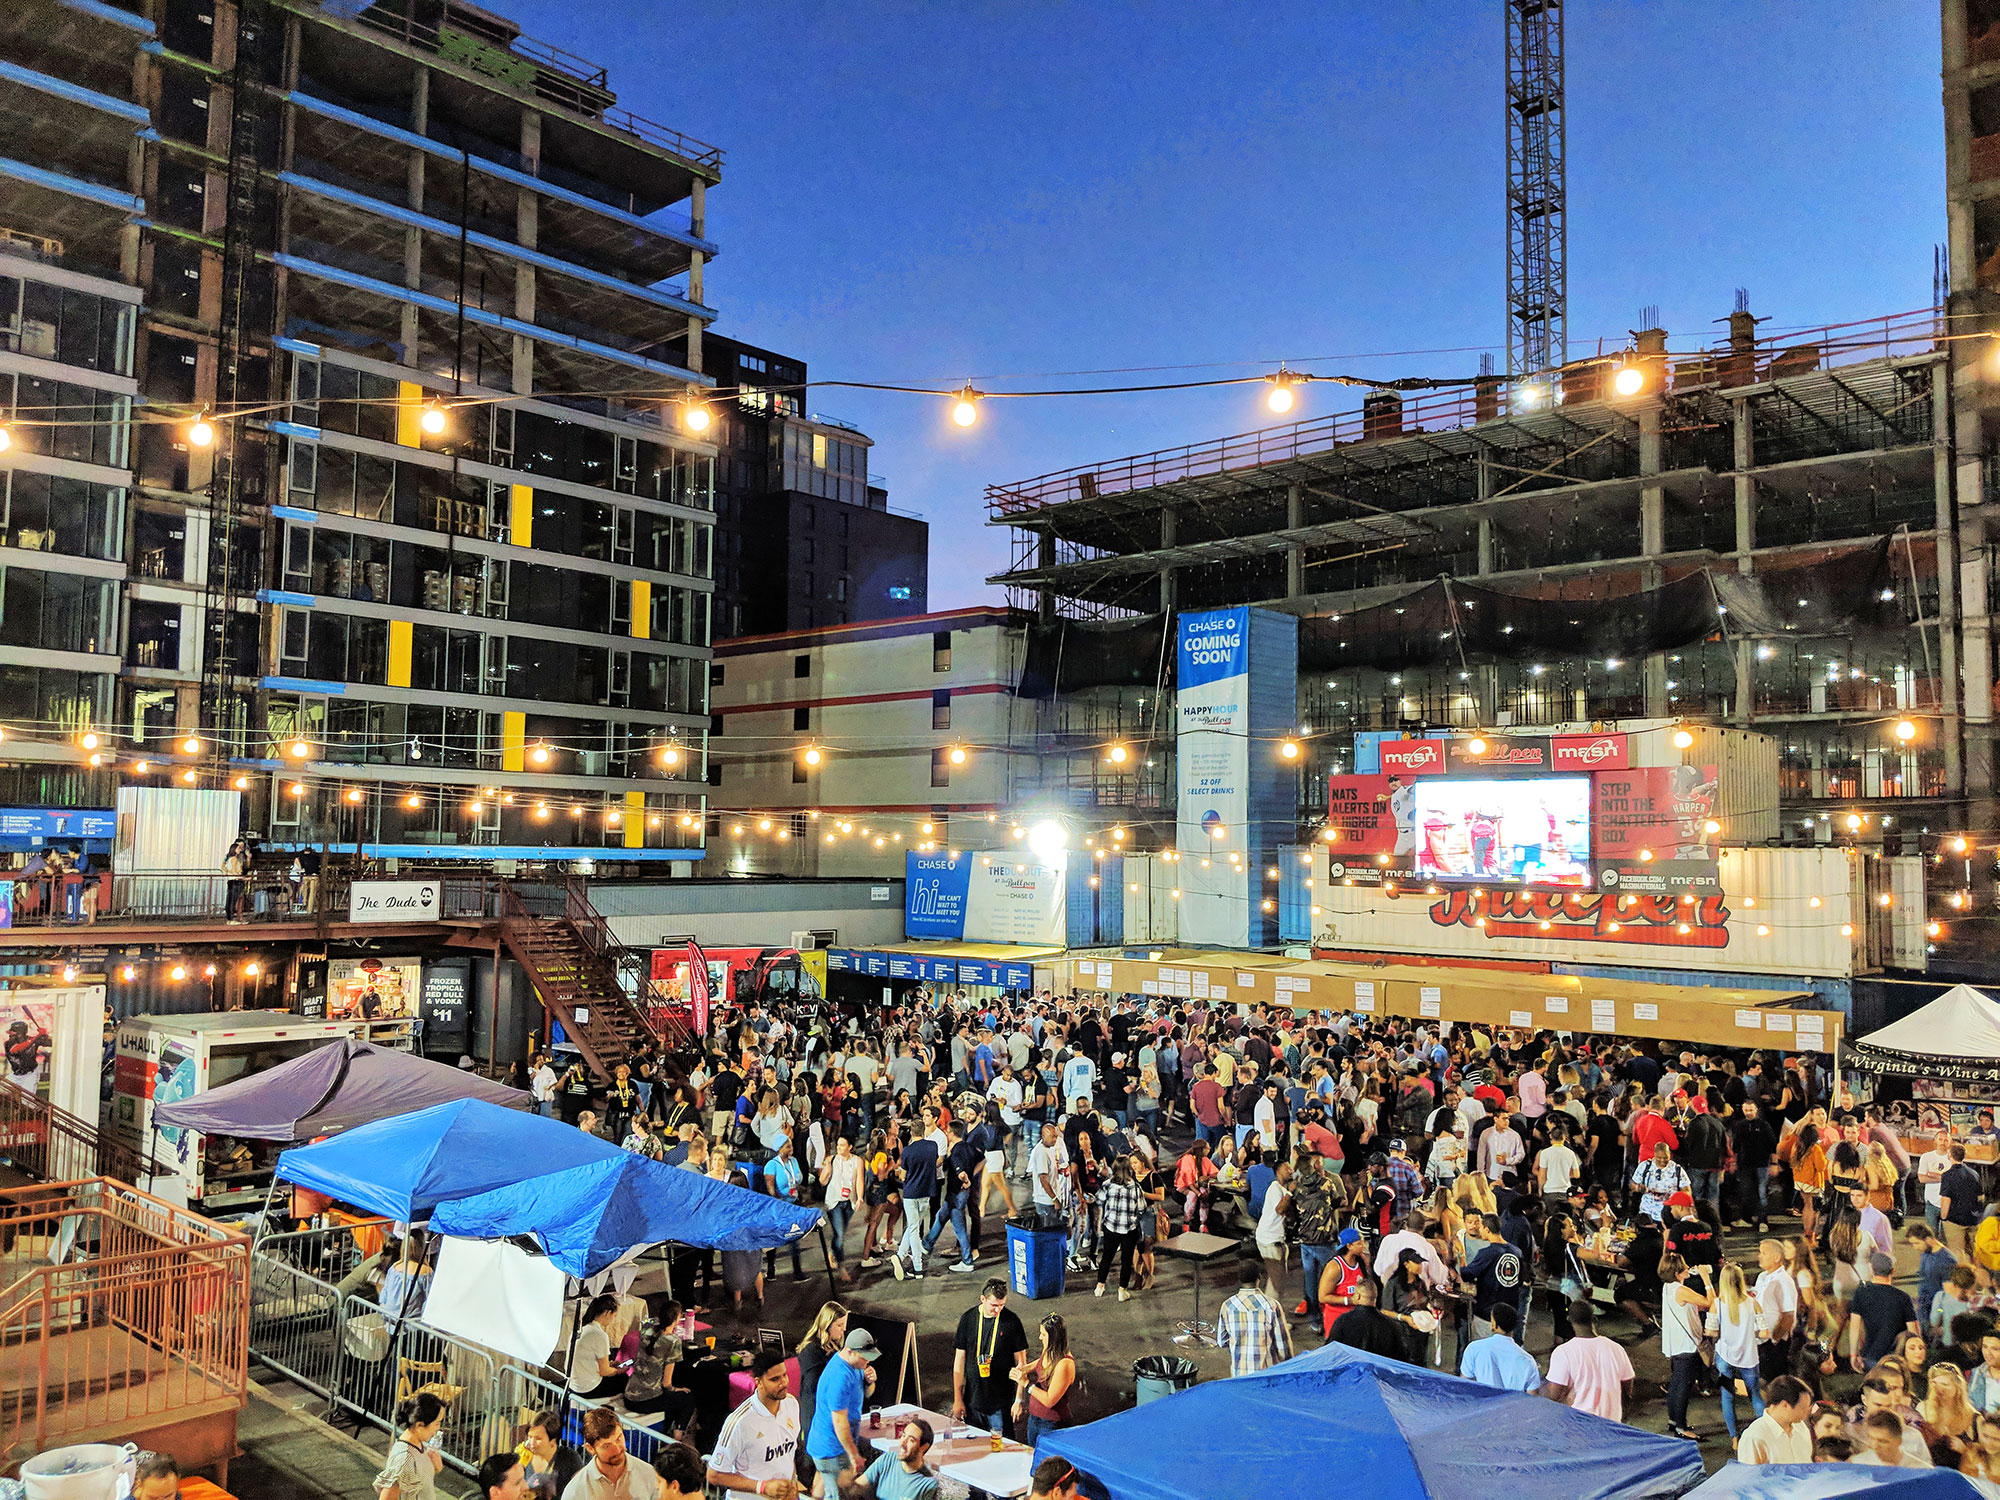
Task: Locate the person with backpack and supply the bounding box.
[1291,1153,1347,1324]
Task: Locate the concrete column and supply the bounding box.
[401,69,428,363]
[514,111,541,395]
[1476,446,1496,574]
[690,177,706,240]
[1638,400,1669,716]
[1159,505,1178,616]
[1732,395,1755,725]
[1936,364,1966,797]
[687,180,707,373]
[122,50,147,282]
[1037,529,1056,621]
[1285,482,1304,599]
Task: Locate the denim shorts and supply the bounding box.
[813,1454,850,1477]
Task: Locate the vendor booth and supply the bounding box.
[1038,1343,1704,1500]
[1846,983,2000,1160]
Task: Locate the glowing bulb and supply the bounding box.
[530,742,551,765]
[244,961,260,978]
[180,769,197,785]
[467,799,483,814]
[134,761,150,774]
[0,426,10,453]
[949,745,968,765]
[87,753,102,767]
[288,782,305,797]
[803,746,822,766]
[1841,923,1854,937]
[420,402,447,435]
[202,964,217,978]
[1112,827,1126,841]
[287,739,311,759]
[60,966,76,983]
[922,822,935,835]
[1895,719,1917,743]
[1321,827,1337,842]
[1756,924,1769,937]
[1613,364,1644,397]
[1808,896,1822,909]
[535,802,550,820]
[758,817,773,831]
[1879,893,1892,908]
[344,787,362,803]
[1672,728,1695,749]
[1928,921,1943,937]
[681,401,712,434]
[1703,819,1721,835]
[1107,743,1129,764]
[1279,739,1300,760]
[1953,836,1970,853]
[950,387,980,427]
[405,792,421,810]
[1845,813,1863,831]
[187,415,214,448]
[660,744,683,767]
[170,964,187,982]
[80,732,99,750]
[1466,737,1486,755]
[185,734,207,754]
[1677,922,1692,934]
[1266,376,1295,414]
[1639,848,1654,862]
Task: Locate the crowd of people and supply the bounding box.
[496,981,2000,1487]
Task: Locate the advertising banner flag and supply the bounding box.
[1592,765,1720,893]
[686,939,712,1037]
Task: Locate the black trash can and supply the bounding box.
[1133,1354,1199,1405]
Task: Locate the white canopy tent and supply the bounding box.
[1849,983,2000,1082]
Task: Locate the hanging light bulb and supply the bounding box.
[0,425,11,454]
[344,786,363,804]
[404,792,422,810]
[287,739,312,760]
[180,735,202,755]
[950,386,981,428]
[758,817,773,831]
[79,731,99,751]
[466,798,484,814]
[186,414,215,448]
[1265,370,1296,414]
[680,399,712,433]
[419,401,448,435]
[803,745,823,766]
[170,964,188,982]
[134,760,150,775]
[1279,739,1301,760]
[1106,743,1129,764]
[1894,719,1918,743]
[659,742,683,768]
[87,753,103,767]
[288,781,306,797]
[1467,736,1487,756]
[180,768,197,785]
[1673,727,1695,749]
[1613,362,1645,397]
[948,745,968,765]
[244,961,261,978]
[120,964,135,982]
[232,774,249,791]
[530,741,551,766]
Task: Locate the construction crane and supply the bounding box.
[1505,0,1565,378]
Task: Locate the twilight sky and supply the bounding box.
[499,1,1943,610]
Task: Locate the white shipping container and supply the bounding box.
[1611,719,1781,845]
[1121,852,1180,945]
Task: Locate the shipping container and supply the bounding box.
[1120,852,1179,944]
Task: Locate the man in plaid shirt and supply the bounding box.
[1385,1139,1426,1222]
[1216,1261,1293,1378]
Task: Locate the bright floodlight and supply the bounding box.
[1266,379,1295,414]
[1613,365,1644,397]
[1027,819,1068,862]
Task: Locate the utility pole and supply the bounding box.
[1505,0,1566,378]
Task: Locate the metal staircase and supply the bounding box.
[498,880,673,1077]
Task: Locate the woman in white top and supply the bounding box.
[819,1135,865,1282]
[1704,1261,1770,1441]
[1255,1160,1293,1306]
[1659,1253,1713,1441]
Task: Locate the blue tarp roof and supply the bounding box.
[1686,1465,1990,1500]
[275,1098,618,1221]
[430,1151,823,1277]
[1039,1343,1705,1500]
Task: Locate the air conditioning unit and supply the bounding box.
[793,930,835,949]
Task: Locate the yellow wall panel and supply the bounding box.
[630,580,651,639]
[396,381,425,448]
[624,789,645,848]
[501,711,527,772]
[386,620,413,687]
[510,483,534,546]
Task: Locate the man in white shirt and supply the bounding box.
[1251,1083,1279,1145]
[988,1066,1027,1176]
[1735,1374,1813,1465]
[1477,1112,1525,1184]
[1752,1239,1799,1379]
[1457,1091,1488,1136]
[530,1055,558,1118]
[1028,1121,1071,1230]
[1918,1128,1952,1233]
[1374,1216,1449,1291]
[1534,1128,1580,1205]
[707,1352,802,1499]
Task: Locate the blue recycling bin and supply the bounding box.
[1007,1218,1068,1300]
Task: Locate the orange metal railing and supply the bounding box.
[0,1179,248,1466]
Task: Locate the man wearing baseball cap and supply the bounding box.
[1665,1189,1719,1275]
[804,1328,879,1492]
[1316,1226,1373,1340]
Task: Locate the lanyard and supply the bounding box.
[977,1312,999,1372]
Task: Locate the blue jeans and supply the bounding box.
[1300,1244,1334,1315]
[1688,1168,1723,1214]
[965,1404,1015,1441]
[1744,1166,1771,1221]
[1717,1358,1764,1439]
[1136,1107,1160,1138]
[947,1188,977,1266]
[536,1100,556,1117]
[1195,1121,1223,1147]
[1023,1414,1059,1453]
[826,1203,852,1264]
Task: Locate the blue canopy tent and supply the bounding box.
[274,1098,619,1221]
[1038,1344,1704,1500]
[1685,1466,1989,1499]
[430,1151,822,1275]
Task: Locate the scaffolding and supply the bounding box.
[1505,0,1565,378]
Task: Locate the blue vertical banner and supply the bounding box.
[1176,607,1298,948]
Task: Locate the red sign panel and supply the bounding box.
[1324,775,1406,856]
[1592,765,1720,892]
[1553,733,1629,771]
[1379,739,1446,776]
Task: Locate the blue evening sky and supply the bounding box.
[499,1,1943,609]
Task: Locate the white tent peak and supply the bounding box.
[1855,984,2000,1060]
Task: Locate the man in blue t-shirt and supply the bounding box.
[805,1328,880,1490]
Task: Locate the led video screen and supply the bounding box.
[1411,776,1593,886]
